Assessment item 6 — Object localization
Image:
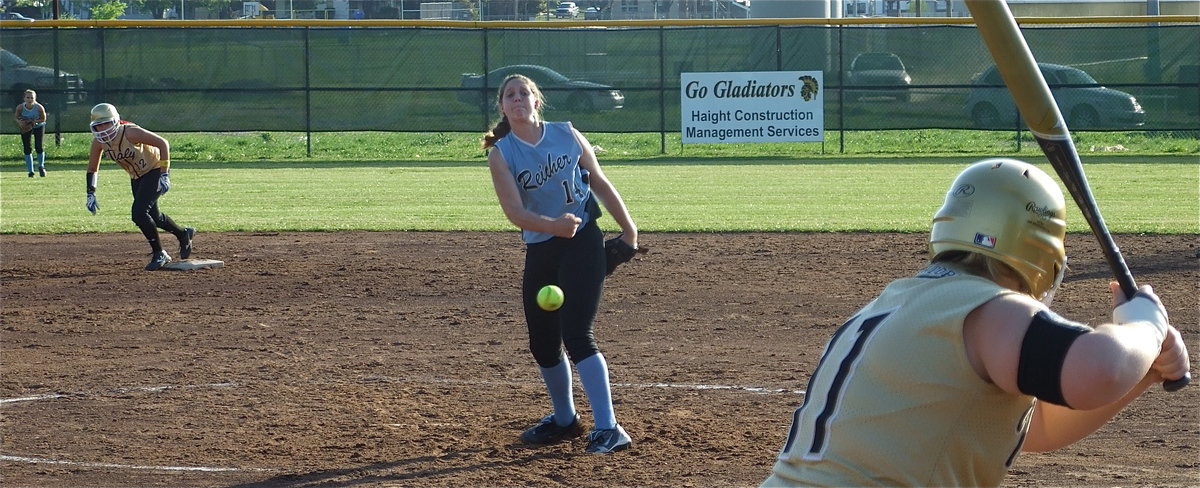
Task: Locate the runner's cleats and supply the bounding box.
[179,227,196,259]
[146,250,171,271]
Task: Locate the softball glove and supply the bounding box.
[604,234,642,275]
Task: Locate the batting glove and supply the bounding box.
[86,193,100,215]
[157,172,171,195]
[1113,287,1169,342]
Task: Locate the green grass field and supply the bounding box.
[2,130,1196,234]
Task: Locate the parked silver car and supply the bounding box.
[845,52,911,103]
[966,63,1145,129]
[0,12,36,21]
[459,64,624,112]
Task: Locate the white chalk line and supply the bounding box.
[618,381,805,395]
[1,382,270,474]
[0,382,240,405]
[0,393,72,404]
[364,374,807,396]
[0,454,271,472]
[0,376,802,474]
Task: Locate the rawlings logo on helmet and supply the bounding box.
[951,184,975,198]
[90,103,120,143]
[1026,201,1060,227]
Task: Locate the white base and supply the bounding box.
[162,259,224,271]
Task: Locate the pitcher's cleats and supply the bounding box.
[520,413,582,445]
[145,250,171,271]
[585,425,631,453]
[178,227,195,259]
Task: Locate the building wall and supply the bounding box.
[754,0,1199,18]
[1007,1,1200,17]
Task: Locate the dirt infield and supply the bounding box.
[2,231,1196,487]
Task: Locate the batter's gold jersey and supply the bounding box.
[763,263,1035,487]
[98,123,164,179]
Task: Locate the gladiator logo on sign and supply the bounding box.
[799,76,820,101]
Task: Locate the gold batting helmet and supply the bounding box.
[930,159,1067,300]
[89,103,120,143]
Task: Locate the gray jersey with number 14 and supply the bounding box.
[494,121,594,244]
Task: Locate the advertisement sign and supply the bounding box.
[680,71,824,144]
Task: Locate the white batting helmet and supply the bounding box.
[930,159,1067,301]
[89,103,120,143]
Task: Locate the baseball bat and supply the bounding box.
[964,0,1189,391]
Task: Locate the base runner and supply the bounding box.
[85,103,195,271]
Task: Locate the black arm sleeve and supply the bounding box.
[1017,310,1091,407]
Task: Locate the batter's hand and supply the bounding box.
[1111,282,1190,387]
[1153,326,1190,386]
[157,172,171,195]
[86,193,99,214]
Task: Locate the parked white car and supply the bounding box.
[555,2,579,18]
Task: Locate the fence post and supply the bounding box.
[480,26,490,131]
[659,26,666,154]
[775,23,782,69]
[305,27,312,157]
[1014,111,1022,152]
[52,25,62,145]
[838,24,845,154]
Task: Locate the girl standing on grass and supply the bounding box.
[14,89,47,177]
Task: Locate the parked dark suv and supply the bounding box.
[0,48,87,105]
[459,64,624,112]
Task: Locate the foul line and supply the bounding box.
[0,393,72,404]
[0,454,271,472]
[1,382,269,474]
[363,375,806,396]
[1,376,802,475]
[617,381,804,395]
[0,382,240,405]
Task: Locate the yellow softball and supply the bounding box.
[537,285,564,311]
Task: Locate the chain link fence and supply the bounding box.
[2,20,1196,142]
